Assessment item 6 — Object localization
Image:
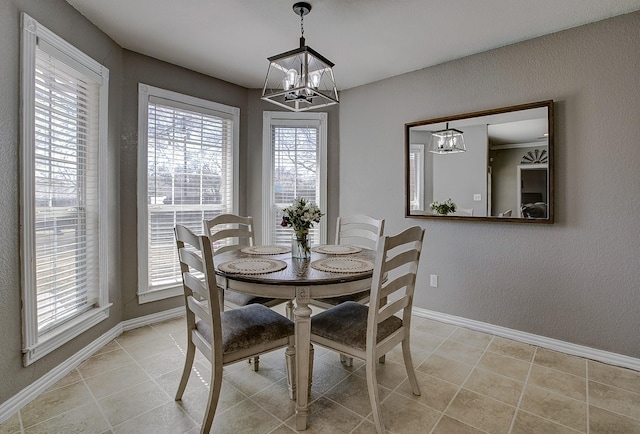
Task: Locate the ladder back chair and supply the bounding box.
[309,214,385,309]
[174,224,295,433]
[204,214,293,370]
[310,226,425,434]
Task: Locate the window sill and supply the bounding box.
[137,285,183,304]
[22,305,112,366]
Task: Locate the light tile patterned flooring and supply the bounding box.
[2,310,640,434]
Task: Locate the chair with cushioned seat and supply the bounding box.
[309,214,384,310]
[204,214,293,370]
[310,226,425,434]
[174,224,295,434]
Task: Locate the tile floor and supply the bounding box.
[2,310,640,434]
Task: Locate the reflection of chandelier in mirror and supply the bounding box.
[262,2,339,112]
[428,122,467,154]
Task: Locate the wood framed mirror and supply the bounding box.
[405,100,554,223]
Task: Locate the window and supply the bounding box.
[409,144,425,211]
[137,85,239,303]
[262,112,327,245]
[20,13,110,365]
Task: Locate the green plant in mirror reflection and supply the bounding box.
[430,198,457,215]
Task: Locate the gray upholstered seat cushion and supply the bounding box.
[196,304,293,354]
[316,289,370,306]
[224,288,278,307]
[310,301,402,351]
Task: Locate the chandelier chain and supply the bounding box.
[300,11,304,37]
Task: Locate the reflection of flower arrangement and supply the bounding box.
[281,197,324,237]
[430,198,457,215]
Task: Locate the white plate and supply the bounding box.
[241,245,291,255]
[311,245,362,255]
[218,258,287,274]
[310,257,373,273]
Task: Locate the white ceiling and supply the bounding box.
[65,0,640,90]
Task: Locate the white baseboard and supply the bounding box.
[412,307,640,371]
[0,307,185,424]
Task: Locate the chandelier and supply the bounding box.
[261,2,338,112]
[428,123,467,154]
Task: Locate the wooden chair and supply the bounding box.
[203,214,289,310]
[174,225,295,433]
[310,226,425,434]
[204,214,293,370]
[309,214,385,309]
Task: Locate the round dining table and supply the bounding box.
[214,245,376,431]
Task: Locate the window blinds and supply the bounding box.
[146,98,234,289]
[271,124,320,245]
[33,46,100,333]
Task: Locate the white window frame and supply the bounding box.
[137,84,239,303]
[410,144,425,211]
[20,13,110,366]
[262,111,327,245]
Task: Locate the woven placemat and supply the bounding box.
[311,245,362,255]
[218,258,287,274]
[310,257,374,274]
[240,245,291,255]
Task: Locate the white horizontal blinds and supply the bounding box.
[272,123,321,245]
[147,97,234,289]
[33,45,100,333]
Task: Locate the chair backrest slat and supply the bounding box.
[379,273,414,300]
[381,250,420,275]
[377,295,410,323]
[187,294,210,325]
[183,271,209,301]
[179,249,205,274]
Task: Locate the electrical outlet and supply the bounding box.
[473,194,482,201]
[430,274,438,287]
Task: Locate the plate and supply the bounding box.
[240,245,291,255]
[312,245,363,255]
[310,257,374,274]
[218,258,287,274]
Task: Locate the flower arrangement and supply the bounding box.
[430,198,457,215]
[281,197,323,258]
[281,197,324,237]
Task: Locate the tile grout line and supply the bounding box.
[427,327,494,434]
[586,359,590,434]
[507,346,537,433]
[77,367,115,433]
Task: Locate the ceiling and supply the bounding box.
[65,0,640,90]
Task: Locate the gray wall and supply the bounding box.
[339,11,640,358]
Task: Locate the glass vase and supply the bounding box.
[292,234,311,259]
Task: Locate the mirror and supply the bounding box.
[405,100,554,223]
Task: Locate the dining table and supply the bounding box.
[214,244,376,430]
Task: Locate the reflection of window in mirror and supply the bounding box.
[409,144,425,211]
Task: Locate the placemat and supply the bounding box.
[240,245,291,255]
[218,258,287,274]
[311,245,363,255]
[310,257,374,274]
